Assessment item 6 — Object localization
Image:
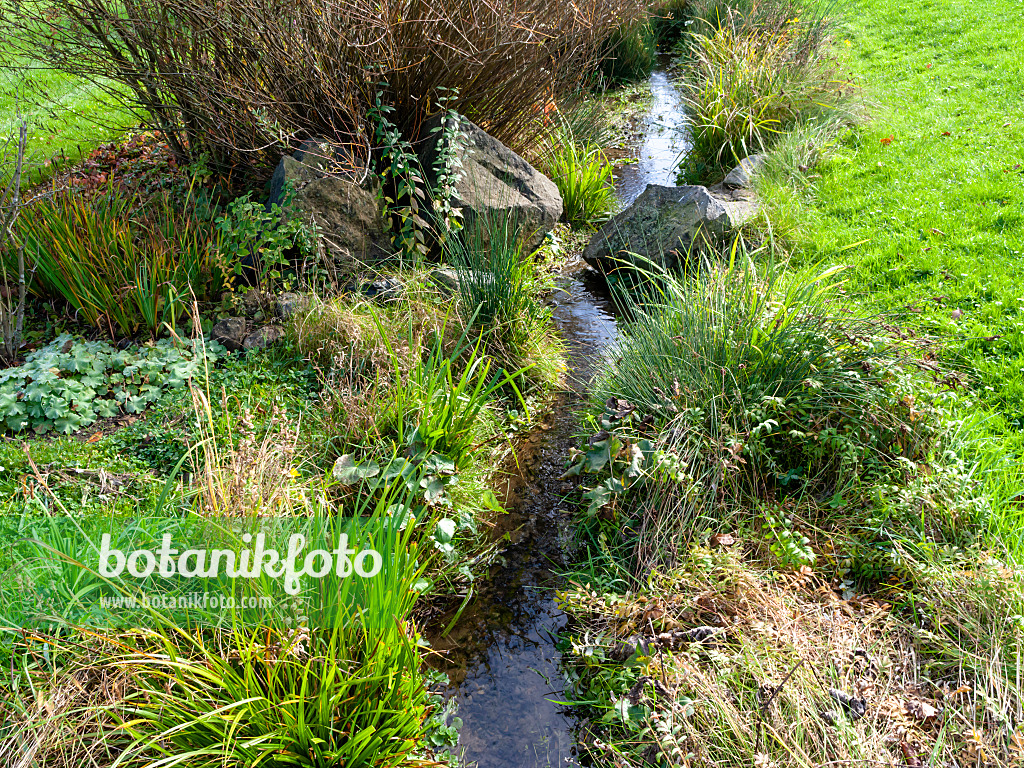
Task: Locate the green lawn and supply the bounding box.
[765,0,1024,536]
[1,51,133,182]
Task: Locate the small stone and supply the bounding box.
[277,291,311,318]
[723,153,767,190]
[242,324,285,350]
[361,278,404,302]
[429,268,461,295]
[210,317,248,352]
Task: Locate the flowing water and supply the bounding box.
[428,271,617,768]
[612,54,688,206]
[432,59,687,768]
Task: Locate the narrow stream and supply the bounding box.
[432,59,687,768]
[612,53,688,206]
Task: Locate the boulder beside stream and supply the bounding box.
[267,139,392,268]
[419,113,562,255]
[583,160,761,276]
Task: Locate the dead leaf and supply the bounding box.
[901,742,923,767]
[905,699,940,723]
[710,532,736,548]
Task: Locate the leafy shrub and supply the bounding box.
[6,0,647,180]
[676,0,852,182]
[0,334,222,435]
[215,184,318,291]
[569,255,945,572]
[13,190,230,338]
[542,120,616,229]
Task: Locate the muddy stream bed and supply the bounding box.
[427,58,687,768]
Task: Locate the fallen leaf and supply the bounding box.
[905,699,941,722]
[710,532,736,548]
[930,227,947,236]
[901,742,923,767]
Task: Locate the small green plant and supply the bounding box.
[444,213,544,349]
[215,182,317,291]
[426,87,465,247]
[761,503,816,568]
[112,496,432,768]
[369,91,431,264]
[375,311,529,472]
[0,334,222,434]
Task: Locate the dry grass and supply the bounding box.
[0,636,133,768]
[562,548,1024,767]
[3,0,647,179]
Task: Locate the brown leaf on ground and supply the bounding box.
[905,699,941,723]
[709,532,736,548]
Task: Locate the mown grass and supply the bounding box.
[0,48,132,183]
[760,0,1024,541]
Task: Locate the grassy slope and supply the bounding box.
[1,51,133,182]
[770,0,1024,439]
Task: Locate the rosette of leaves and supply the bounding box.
[0,334,222,434]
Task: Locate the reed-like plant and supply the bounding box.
[676,0,851,182]
[599,17,657,83]
[585,249,940,571]
[13,190,229,339]
[542,119,616,229]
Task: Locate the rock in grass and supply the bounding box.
[723,153,767,190]
[267,139,392,268]
[418,113,563,255]
[242,324,285,351]
[582,183,757,276]
[361,278,405,302]
[276,291,311,318]
[211,317,249,351]
[428,268,495,296]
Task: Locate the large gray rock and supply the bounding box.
[419,114,562,255]
[583,183,757,275]
[268,140,392,267]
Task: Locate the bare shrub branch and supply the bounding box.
[5,0,646,182]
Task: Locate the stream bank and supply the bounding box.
[431,56,688,768]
